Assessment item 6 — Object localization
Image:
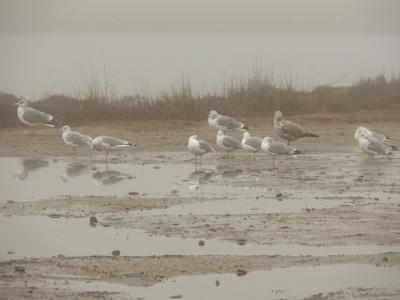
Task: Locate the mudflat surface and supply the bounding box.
[1,119,400,299]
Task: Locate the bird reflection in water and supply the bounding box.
[61,162,90,182]
[16,158,49,180]
[91,165,134,186]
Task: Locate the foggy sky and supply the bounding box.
[0,0,399,33]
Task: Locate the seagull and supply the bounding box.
[91,136,135,161]
[274,111,318,145]
[261,137,303,168]
[187,135,214,165]
[14,99,56,131]
[62,125,93,154]
[216,130,242,155]
[354,127,398,151]
[208,110,249,132]
[357,131,392,159]
[242,132,262,160]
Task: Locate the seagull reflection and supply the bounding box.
[61,162,90,182]
[91,167,134,186]
[187,169,215,192]
[16,158,49,180]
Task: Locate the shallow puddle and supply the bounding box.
[1,215,399,260]
[4,264,400,300]
[118,264,400,300]
[0,157,262,202]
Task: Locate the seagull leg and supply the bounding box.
[105,151,109,162]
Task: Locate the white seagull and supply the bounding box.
[187,135,214,164]
[91,136,135,160]
[261,137,303,167]
[216,130,242,155]
[242,132,262,160]
[354,127,398,151]
[357,130,392,159]
[274,111,318,145]
[14,99,56,129]
[208,110,249,132]
[62,125,93,154]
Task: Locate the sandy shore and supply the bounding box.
[1,120,400,299]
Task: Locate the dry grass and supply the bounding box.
[1,73,400,128]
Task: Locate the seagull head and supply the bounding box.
[209,110,218,119]
[354,127,369,141]
[262,137,273,145]
[62,125,72,132]
[217,130,225,137]
[14,99,28,107]
[188,134,199,144]
[274,111,283,121]
[243,131,250,140]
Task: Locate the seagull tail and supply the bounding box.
[127,142,136,146]
[391,145,399,151]
[305,131,319,138]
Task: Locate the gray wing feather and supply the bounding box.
[223,136,242,149]
[270,141,296,155]
[371,131,387,140]
[101,136,129,146]
[245,137,262,148]
[23,107,53,124]
[367,137,390,154]
[66,132,92,146]
[217,115,242,129]
[199,139,213,153]
[280,120,306,137]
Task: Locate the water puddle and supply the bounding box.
[4,264,400,300]
[1,215,399,260]
[0,157,262,202]
[112,264,400,300]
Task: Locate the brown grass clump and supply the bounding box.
[1,73,399,128]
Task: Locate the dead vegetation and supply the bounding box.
[1,74,399,128]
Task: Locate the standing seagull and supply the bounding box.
[91,136,135,161]
[357,131,392,159]
[242,132,262,160]
[261,137,303,168]
[14,99,56,130]
[354,127,398,151]
[62,125,93,154]
[208,110,249,132]
[187,135,214,165]
[216,130,242,156]
[274,111,318,145]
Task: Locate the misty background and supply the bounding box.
[0,0,399,98]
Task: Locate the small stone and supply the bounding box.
[90,216,98,227]
[128,192,140,196]
[215,280,220,287]
[170,189,179,195]
[15,266,25,273]
[383,256,389,262]
[198,240,205,246]
[170,295,182,299]
[236,269,247,277]
[237,239,246,246]
[112,250,120,257]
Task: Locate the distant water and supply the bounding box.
[0,33,399,99]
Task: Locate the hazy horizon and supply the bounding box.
[1,0,399,34]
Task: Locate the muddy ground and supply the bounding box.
[1,119,400,299]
